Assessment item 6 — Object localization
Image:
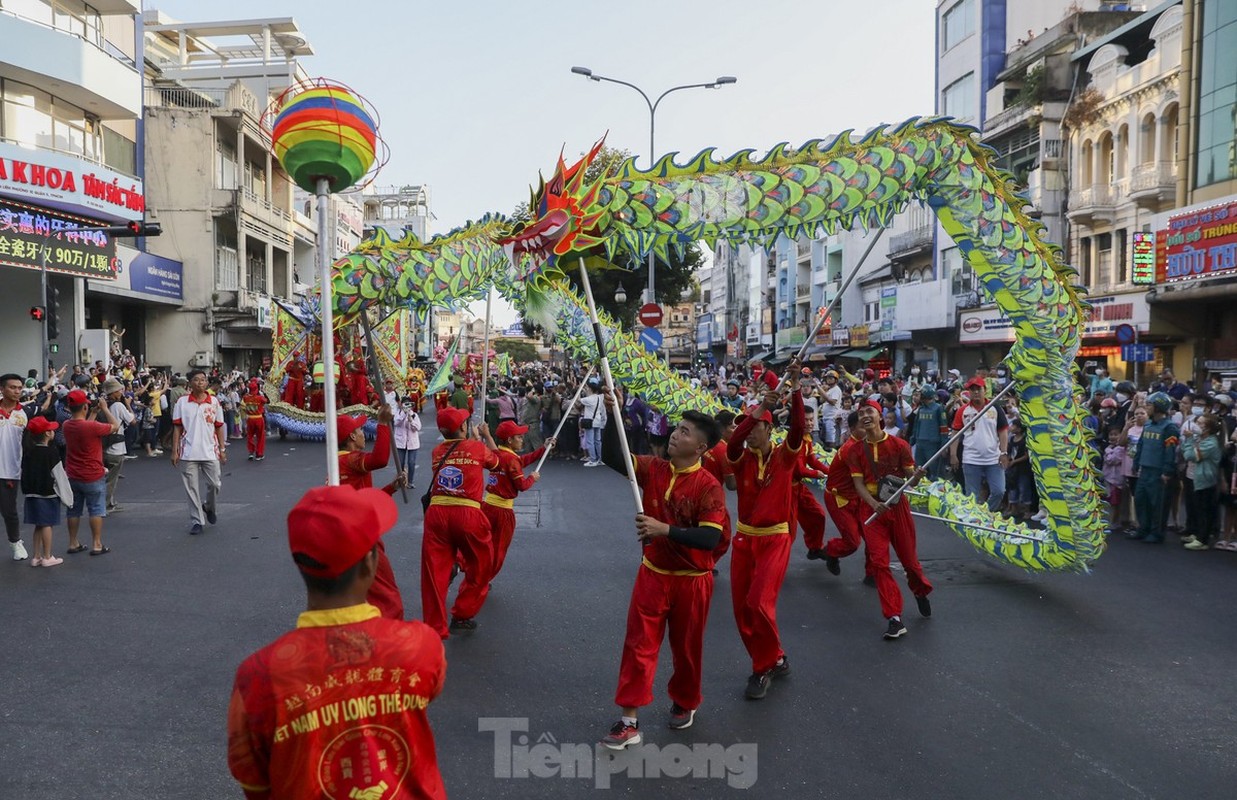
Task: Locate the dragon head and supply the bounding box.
[499,139,608,269]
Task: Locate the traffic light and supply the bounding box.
[97,220,163,237]
[45,284,61,340]
[30,306,45,322]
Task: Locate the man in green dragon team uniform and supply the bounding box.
[1130,391,1180,544]
[907,387,949,480]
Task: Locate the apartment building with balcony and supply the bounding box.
[139,14,315,373]
[358,183,434,358]
[0,0,162,372]
[1063,3,1187,381]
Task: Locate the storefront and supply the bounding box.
[86,244,184,368]
[956,288,1175,386]
[1151,195,1237,387]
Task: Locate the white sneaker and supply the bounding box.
[11,540,28,561]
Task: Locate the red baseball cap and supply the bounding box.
[287,486,397,578]
[437,406,470,434]
[66,389,89,406]
[861,399,884,414]
[965,377,987,390]
[336,414,367,442]
[495,420,529,439]
[27,416,58,436]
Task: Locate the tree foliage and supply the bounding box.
[492,338,540,363]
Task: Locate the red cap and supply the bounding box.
[495,420,529,439]
[861,399,884,414]
[66,389,89,406]
[27,416,58,436]
[287,486,397,578]
[437,406,470,434]
[738,407,774,425]
[248,379,260,392]
[336,414,367,442]
[965,377,987,390]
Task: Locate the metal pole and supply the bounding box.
[533,365,595,473]
[40,245,50,380]
[1133,326,1139,390]
[316,178,340,486]
[478,289,493,422]
[777,225,887,390]
[647,108,656,309]
[578,257,643,513]
[865,380,1017,524]
[908,511,1047,542]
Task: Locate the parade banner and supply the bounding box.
[425,336,459,395]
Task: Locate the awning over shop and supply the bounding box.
[839,346,888,361]
[803,343,849,362]
[745,350,771,365]
[217,329,274,350]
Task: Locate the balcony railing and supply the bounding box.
[145,85,272,129]
[1129,161,1176,195]
[1068,182,1125,216]
[795,284,811,299]
[889,224,933,257]
[242,188,291,225]
[796,240,811,259]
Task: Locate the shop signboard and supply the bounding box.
[0,141,145,221]
[849,325,869,348]
[0,198,117,280]
[958,291,1150,344]
[1156,199,1237,283]
[1131,231,1156,285]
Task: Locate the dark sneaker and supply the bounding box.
[771,656,791,679]
[205,506,217,525]
[806,548,825,560]
[916,595,932,618]
[862,574,876,587]
[745,671,772,700]
[601,720,642,750]
[884,617,908,640]
[825,555,841,575]
[668,704,695,730]
[449,617,477,633]
[189,523,204,536]
[247,454,255,461]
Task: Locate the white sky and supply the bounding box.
[149,0,937,324]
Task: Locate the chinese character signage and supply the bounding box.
[1131,231,1155,285]
[0,198,117,280]
[1156,200,1237,283]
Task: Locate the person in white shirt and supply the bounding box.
[576,381,608,466]
[0,373,30,560]
[818,371,844,447]
[949,378,1010,511]
[393,398,422,487]
[171,370,227,536]
[101,378,134,512]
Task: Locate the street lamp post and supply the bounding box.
[570,66,736,312]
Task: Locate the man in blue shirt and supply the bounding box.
[1130,391,1180,543]
[908,387,949,480]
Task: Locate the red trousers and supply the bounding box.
[730,532,792,674]
[862,501,932,619]
[281,381,305,409]
[245,416,265,458]
[369,541,405,621]
[794,483,827,551]
[824,491,869,570]
[482,503,516,579]
[421,504,493,638]
[615,565,714,710]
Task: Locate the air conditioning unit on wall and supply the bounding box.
[190,351,212,367]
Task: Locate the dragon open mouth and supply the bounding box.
[499,209,569,266]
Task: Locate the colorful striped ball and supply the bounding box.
[273,85,376,192]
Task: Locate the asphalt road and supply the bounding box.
[2,428,1235,799]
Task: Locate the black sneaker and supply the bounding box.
[449,617,477,633]
[601,720,642,750]
[745,671,772,700]
[862,574,876,587]
[916,595,932,618]
[825,555,840,576]
[884,617,907,640]
[189,523,204,536]
[205,506,217,525]
[806,548,825,560]
[771,656,791,679]
[247,454,255,461]
[668,704,695,730]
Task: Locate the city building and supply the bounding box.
[0,0,158,373]
[139,13,316,373]
[358,183,435,358]
[662,301,696,369]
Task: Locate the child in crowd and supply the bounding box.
[1005,418,1033,519]
[21,416,66,568]
[1102,426,1126,534]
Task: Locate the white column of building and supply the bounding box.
[237,125,248,291]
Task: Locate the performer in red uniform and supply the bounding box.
[241,379,267,461]
[227,485,446,800]
[598,405,727,750]
[727,360,805,700]
[337,408,407,621]
[281,353,306,409]
[422,407,500,638]
[700,410,737,565]
[481,420,552,581]
[821,410,873,579]
[346,352,372,407]
[845,401,932,639]
[793,440,830,557]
